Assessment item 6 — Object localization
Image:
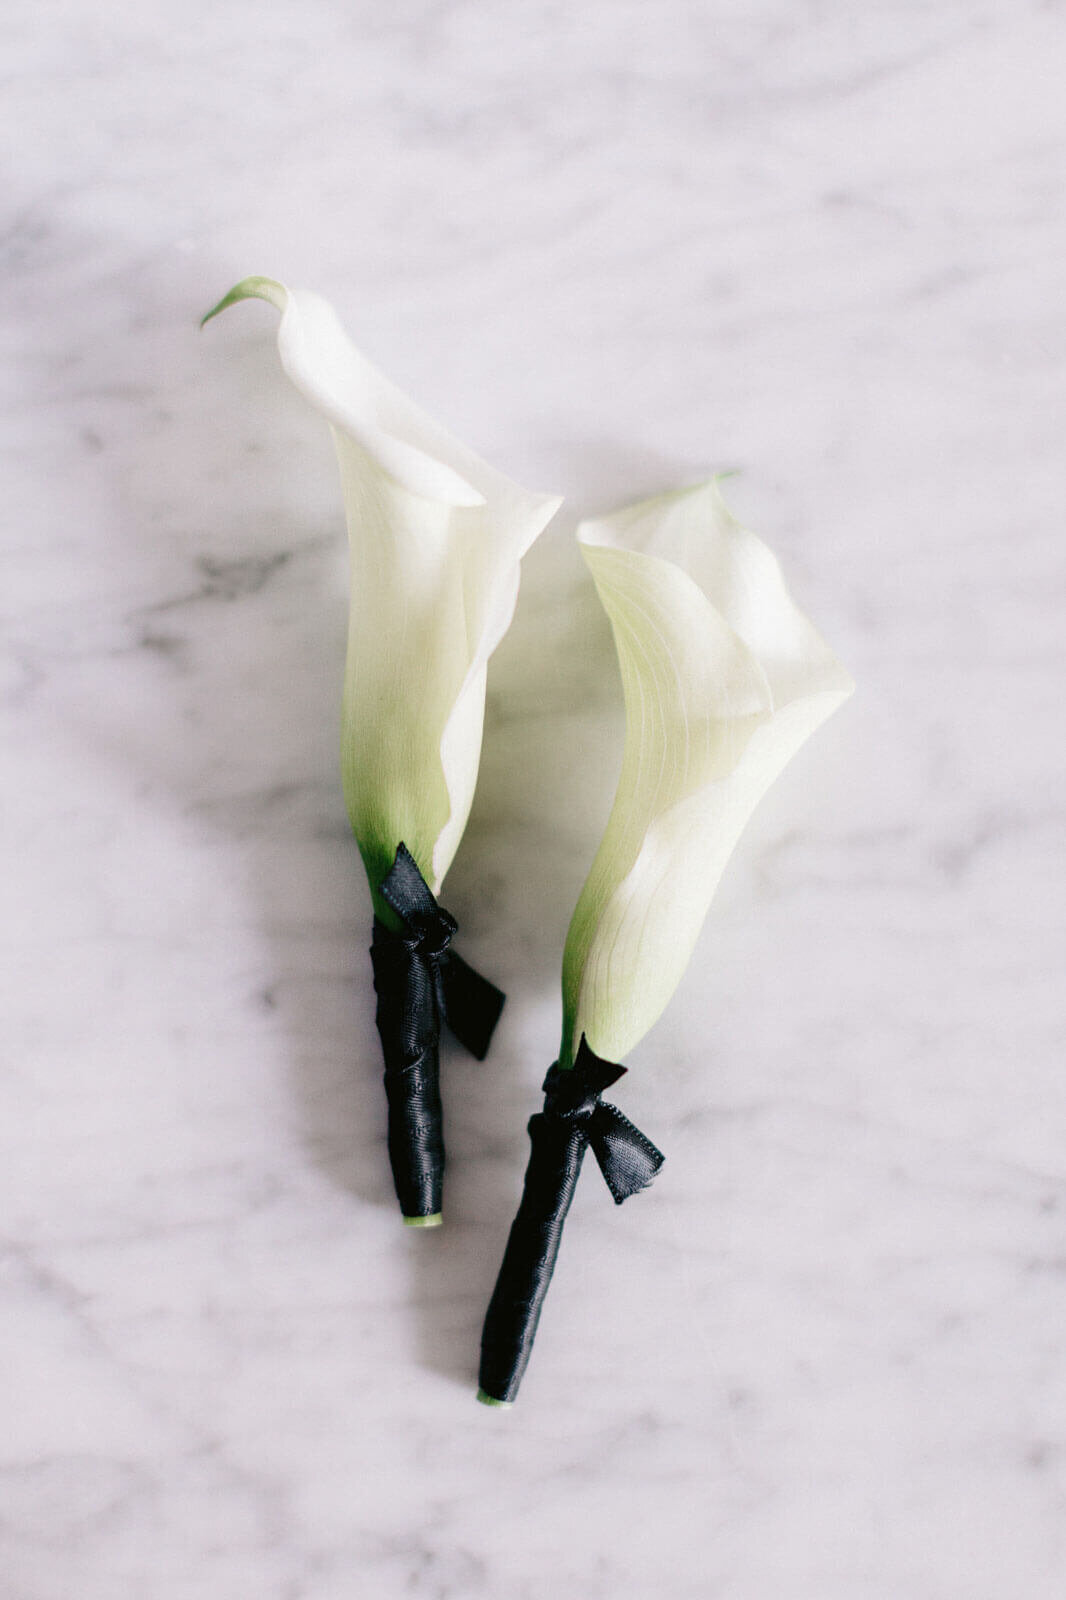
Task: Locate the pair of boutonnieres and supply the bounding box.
[204,279,854,1406]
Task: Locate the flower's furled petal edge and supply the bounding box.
[203,276,485,505]
[561,481,854,1066]
[204,278,561,894]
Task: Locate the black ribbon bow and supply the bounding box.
[478,1035,664,1404]
[541,1038,665,1203]
[377,842,505,1062]
[369,844,504,1220]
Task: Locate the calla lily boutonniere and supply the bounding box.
[204,278,561,1225]
[478,480,853,1404]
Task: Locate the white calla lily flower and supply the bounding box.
[561,480,854,1066]
[205,278,562,904]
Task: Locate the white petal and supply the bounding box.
[205,278,561,894]
[562,481,854,1065]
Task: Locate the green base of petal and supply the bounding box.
[403,1213,442,1228]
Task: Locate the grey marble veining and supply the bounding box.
[3,2,1065,1596]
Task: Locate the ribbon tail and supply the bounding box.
[588,1103,665,1204]
[440,952,505,1061]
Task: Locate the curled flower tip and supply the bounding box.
[200,275,286,328]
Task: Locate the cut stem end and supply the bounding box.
[475,1389,513,1409]
[403,1213,443,1228]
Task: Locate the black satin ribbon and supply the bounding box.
[478,1035,664,1404]
[369,843,505,1219]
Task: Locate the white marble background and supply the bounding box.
[3,2,1064,1595]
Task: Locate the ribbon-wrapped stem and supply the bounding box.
[369,844,505,1224]
[477,1036,664,1404]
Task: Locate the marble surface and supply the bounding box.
[3,2,1065,1595]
